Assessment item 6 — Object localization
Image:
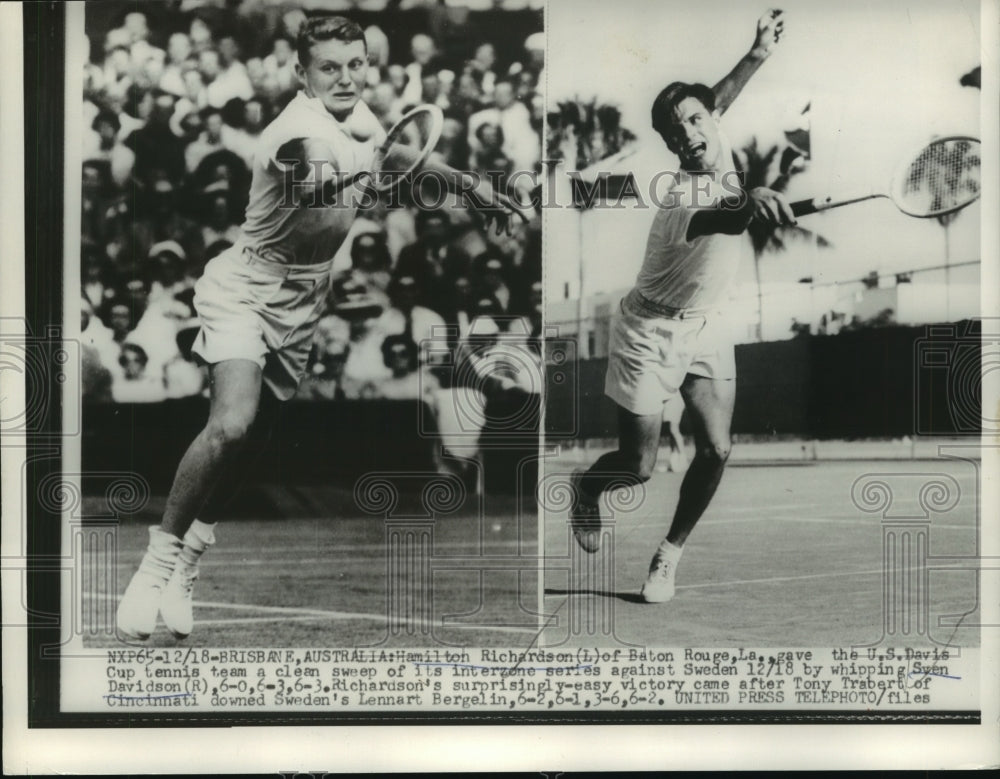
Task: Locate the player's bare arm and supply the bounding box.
[276,137,342,191]
[687,185,795,241]
[420,153,531,237]
[711,9,785,115]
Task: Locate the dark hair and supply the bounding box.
[414,208,450,233]
[92,109,121,133]
[119,342,148,366]
[297,15,366,67]
[651,81,716,140]
[381,334,418,365]
[123,84,150,119]
[350,233,391,270]
[200,105,223,122]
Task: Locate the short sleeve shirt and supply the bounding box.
[634,172,745,310]
[239,92,386,266]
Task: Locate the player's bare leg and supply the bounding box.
[159,379,282,637]
[570,406,662,552]
[117,359,264,639]
[642,374,735,602]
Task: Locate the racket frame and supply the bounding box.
[790,134,981,219]
[326,103,445,196]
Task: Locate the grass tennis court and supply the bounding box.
[541,453,981,649]
[81,454,980,651]
[81,489,540,649]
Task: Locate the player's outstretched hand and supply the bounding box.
[749,186,797,227]
[466,189,533,237]
[752,9,785,59]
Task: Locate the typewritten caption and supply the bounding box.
[77,646,976,711]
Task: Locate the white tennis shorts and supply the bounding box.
[191,245,332,400]
[604,290,735,416]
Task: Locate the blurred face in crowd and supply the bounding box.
[199,50,221,82]
[246,57,265,88]
[120,346,147,380]
[107,47,131,77]
[204,112,224,143]
[369,82,395,116]
[441,117,463,146]
[421,73,440,103]
[81,163,103,194]
[517,70,536,98]
[422,215,449,247]
[83,251,104,281]
[153,253,184,287]
[151,93,176,125]
[95,117,117,147]
[211,164,231,184]
[386,65,406,96]
[478,123,501,150]
[474,43,496,71]
[109,305,132,340]
[183,68,204,100]
[411,34,435,66]
[283,9,307,37]
[297,38,368,121]
[392,276,418,312]
[453,275,472,307]
[210,194,230,228]
[124,13,149,43]
[385,341,416,378]
[218,36,238,67]
[272,37,293,66]
[494,81,515,110]
[244,99,265,133]
[138,55,165,88]
[179,111,203,142]
[125,278,149,308]
[190,18,212,50]
[168,33,191,65]
[458,71,482,101]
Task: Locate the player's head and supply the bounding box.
[295,15,368,120]
[651,82,723,171]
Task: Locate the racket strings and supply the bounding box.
[374,110,440,179]
[898,138,980,216]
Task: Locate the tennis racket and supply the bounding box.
[330,103,445,195]
[791,135,981,218]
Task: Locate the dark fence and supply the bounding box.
[83,397,441,493]
[83,394,541,500]
[546,321,982,440]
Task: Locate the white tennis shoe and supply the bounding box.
[116,527,182,640]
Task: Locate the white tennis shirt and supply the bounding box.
[239,91,386,266]
[633,169,746,311]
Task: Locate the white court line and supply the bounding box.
[82,592,538,635]
[677,564,973,591]
[700,516,974,529]
[193,614,535,632]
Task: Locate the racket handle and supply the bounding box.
[791,196,832,217]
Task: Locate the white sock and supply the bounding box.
[655,539,684,563]
[178,520,216,567]
[139,527,182,579]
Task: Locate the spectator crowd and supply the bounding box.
[79,0,544,452]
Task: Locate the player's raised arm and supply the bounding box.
[711,9,784,115]
[419,154,532,237]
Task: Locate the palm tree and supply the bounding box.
[916,137,980,319]
[546,98,637,169]
[735,138,832,339]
